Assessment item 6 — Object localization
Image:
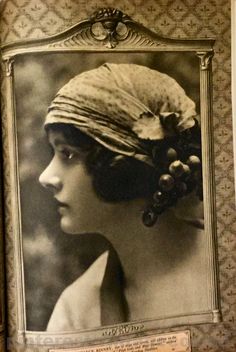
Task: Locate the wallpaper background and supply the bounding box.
[0,0,235,351]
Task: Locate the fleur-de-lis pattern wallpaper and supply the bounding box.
[0,0,235,351]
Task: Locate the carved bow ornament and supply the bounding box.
[90,8,130,48]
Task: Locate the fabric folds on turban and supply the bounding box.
[45,63,197,165]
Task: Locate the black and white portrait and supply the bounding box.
[13,51,215,334]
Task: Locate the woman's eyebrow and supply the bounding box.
[54,138,64,146]
[49,136,67,147]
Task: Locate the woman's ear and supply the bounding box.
[91,154,154,202]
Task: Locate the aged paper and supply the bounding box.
[0,0,235,351]
[50,331,191,352]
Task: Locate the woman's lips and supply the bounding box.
[55,200,69,214]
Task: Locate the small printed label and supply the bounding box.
[50,330,191,352]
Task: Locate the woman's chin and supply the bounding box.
[60,218,92,235]
[60,218,79,234]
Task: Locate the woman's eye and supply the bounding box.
[59,148,77,161]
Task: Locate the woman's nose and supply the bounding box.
[39,164,62,192]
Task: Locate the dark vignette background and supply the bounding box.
[14,52,200,331]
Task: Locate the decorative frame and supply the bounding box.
[233,0,236,195]
[1,8,219,348]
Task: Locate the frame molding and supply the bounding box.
[1,7,219,348]
[1,7,215,57]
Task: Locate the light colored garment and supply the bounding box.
[47,251,109,331]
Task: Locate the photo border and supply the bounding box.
[1,8,219,347]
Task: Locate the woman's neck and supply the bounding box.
[98,193,205,320]
[101,194,203,289]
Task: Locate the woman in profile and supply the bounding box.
[39,63,206,332]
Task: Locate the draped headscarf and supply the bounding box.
[45,63,197,165]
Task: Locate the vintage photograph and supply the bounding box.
[13,50,214,333]
[1,1,234,351]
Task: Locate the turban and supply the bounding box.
[45,63,197,165]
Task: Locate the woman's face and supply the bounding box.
[39,129,117,235]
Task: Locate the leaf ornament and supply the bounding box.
[132,111,181,141]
